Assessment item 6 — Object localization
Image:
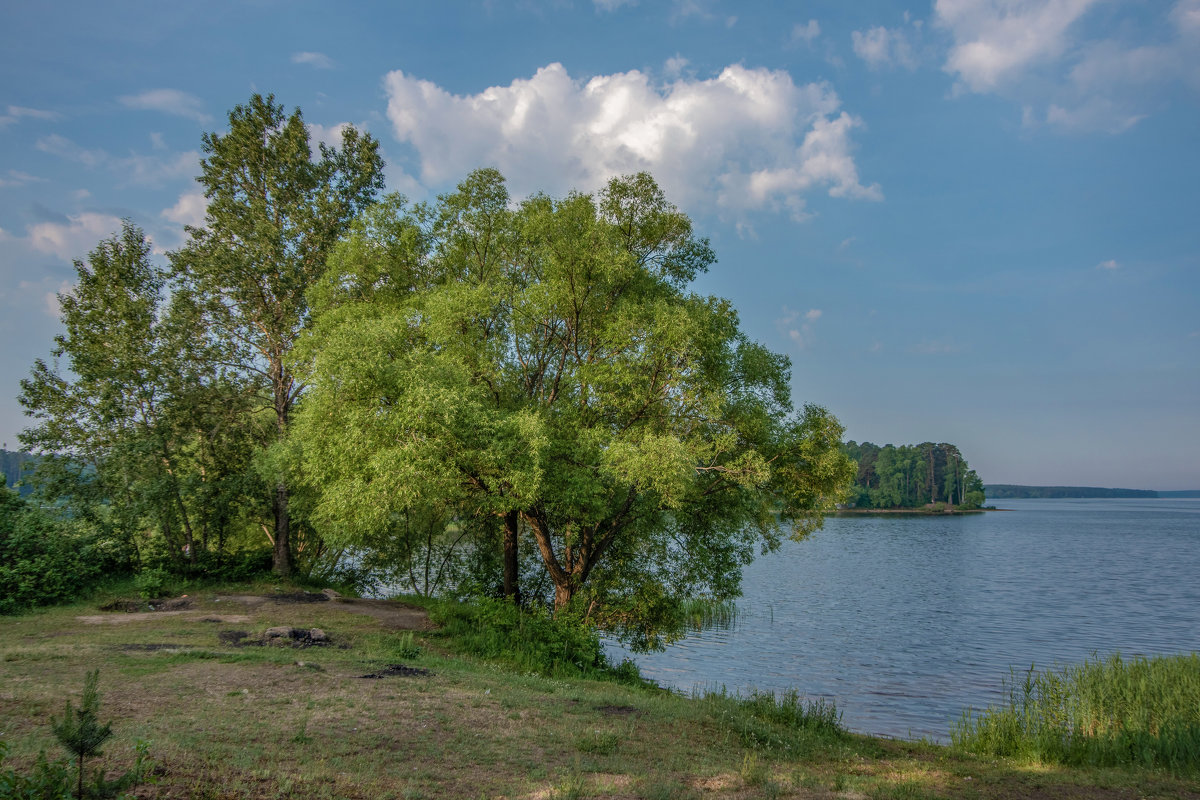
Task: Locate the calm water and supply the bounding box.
[611,498,1200,741]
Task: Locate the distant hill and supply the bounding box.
[985,484,1198,499]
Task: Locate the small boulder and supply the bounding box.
[320,588,342,600]
[308,628,328,643]
[264,626,294,639]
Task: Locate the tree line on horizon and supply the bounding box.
[3,93,855,647]
[841,440,985,510]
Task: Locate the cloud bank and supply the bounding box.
[383,63,880,219]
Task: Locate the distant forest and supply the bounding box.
[0,448,35,497]
[986,485,1198,499]
[842,441,985,510]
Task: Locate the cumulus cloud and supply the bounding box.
[118,89,211,123]
[27,212,125,261]
[935,0,1200,132]
[383,63,880,219]
[852,25,918,69]
[292,51,335,69]
[162,192,208,229]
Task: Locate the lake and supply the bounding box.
[609,498,1200,741]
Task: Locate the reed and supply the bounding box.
[951,652,1200,773]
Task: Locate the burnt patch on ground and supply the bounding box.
[269,592,329,604]
[358,664,432,678]
[218,627,336,648]
[99,596,193,613]
[595,704,640,716]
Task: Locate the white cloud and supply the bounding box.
[45,280,73,318]
[383,63,880,219]
[115,150,200,187]
[308,122,352,151]
[935,0,1200,132]
[37,134,106,167]
[118,89,210,123]
[150,131,167,150]
[162,192,208,229]
[292,51,336,69]
[0,170,45,188]
[594,0,637,11]
[778,307,823,348]
[936,0,1099,92]
[792,19,820,45]
[852,25,917,69]
[0,227,10,242]
[663,55,690,78]
[27,212,125,261]
[36,134,198,186]
[1096,258,1119,270]
[0,105,59,127]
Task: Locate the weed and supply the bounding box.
[574,730,620,755]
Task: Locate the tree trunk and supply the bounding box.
[554,581,573,612]
[502,509,521,604]
[272,482,291,576]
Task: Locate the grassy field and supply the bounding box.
[1,583,1196,800]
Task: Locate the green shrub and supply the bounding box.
[702,688,845,755]
[428,598,635,682]
[952,653,1200,774]
[134,569,172,601]
[0,488,113,614]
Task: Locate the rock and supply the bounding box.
[321,588,342,600]
[264,626,293,639]
[308,628,328,643]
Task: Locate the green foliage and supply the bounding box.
[394,631,422,660]
[133,568,172,601]
[843,441,984,509]
[0,740,72,799]
[951,653,1200,773]
[0,486,112,614]
[428,598,633,682]
[294,169,855,648]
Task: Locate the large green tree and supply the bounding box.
[293,170,854,647]
[171,94,384,575]
[18,222,259,569]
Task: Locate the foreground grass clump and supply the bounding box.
[952,652,1200,773]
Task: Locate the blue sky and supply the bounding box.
[1,0,1197,489]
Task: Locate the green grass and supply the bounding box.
[2,586,1198,799]
[952,652,1200,773]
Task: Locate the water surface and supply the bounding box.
[613,498,1200,740]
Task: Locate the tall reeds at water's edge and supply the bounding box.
[951,652,1200,773]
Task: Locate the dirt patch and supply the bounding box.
[357,663,432,679]
[118,643,199,652]
[77,611,251,625]
[595,704,640,716]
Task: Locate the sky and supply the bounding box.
[0,0,1197,490]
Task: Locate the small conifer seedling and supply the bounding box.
[51,669,113,799]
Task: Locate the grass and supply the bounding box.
[1,585,1197,799]
[952,652,1200,773]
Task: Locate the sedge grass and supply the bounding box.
[952,652,1200,773]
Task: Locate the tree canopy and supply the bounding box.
[292,169,855,647]
[842,441,984,509]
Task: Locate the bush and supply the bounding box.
[428,598,636,682]
[0,488,114,614]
